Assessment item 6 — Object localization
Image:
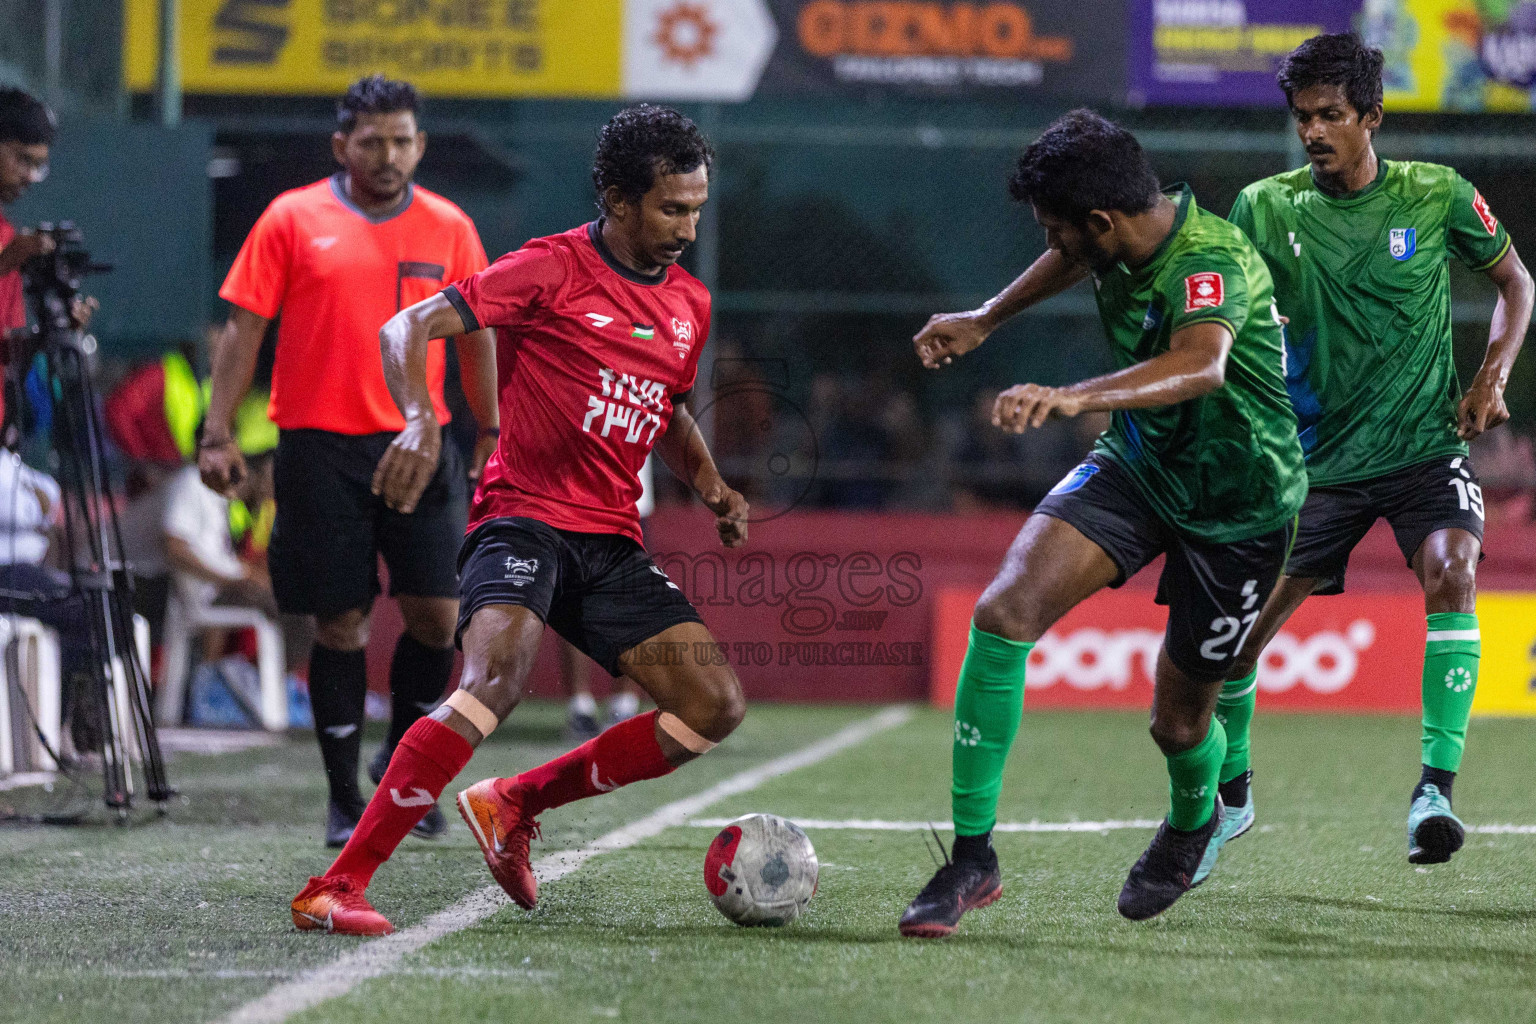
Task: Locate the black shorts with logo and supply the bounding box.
[1288,455,1486,595]
[455,516,703,677]
[1034,454,1297,681]
[269,428,466,616]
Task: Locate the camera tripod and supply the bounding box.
[13,225,172,817]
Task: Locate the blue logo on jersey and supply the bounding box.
[1049,462,1099,495]
[1389,227,1416,261]
[1141,305,1163,332]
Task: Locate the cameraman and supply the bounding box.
[0,86,94,347]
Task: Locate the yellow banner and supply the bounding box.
[125,0,622,98]
[1370,0,1536,112]
[1472,593,1536,716]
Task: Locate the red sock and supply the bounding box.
[498,709,676,815]
[326,717,472,886]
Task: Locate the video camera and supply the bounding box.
[19,222,111,335]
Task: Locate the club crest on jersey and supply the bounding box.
[1389,227,1416,261]
[1183,272,1223,312]
[1473,189,1498,235]
[502,556,538,586]
[672,318,693,343]
[1141,305,1163,332]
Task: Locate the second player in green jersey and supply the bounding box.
[898,110,1306,937]
[1222,33,1533,869]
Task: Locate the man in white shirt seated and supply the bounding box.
[162,448,277,617]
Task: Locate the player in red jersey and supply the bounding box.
[202,77,495,847]
[291,105,749,935]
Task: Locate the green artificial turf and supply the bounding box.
[5,704,1536,1024]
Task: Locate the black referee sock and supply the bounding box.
[386,633,455,751]
[308,644,368,808]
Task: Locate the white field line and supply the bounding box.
[690,818,1536,835]
[217,705,913,1024]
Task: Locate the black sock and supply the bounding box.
[386,633,455,750]
[308,644,368,807]
[1413,765,1456,804]
[1218,769,1252,809]
[952,831,993,864]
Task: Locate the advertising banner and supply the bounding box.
[1366,0,1536,112]
[125,0,1120,101]
[1129,0,1358,107]
[931,586,1536,715]
[762,0,1125,98]
[123,0,779,101]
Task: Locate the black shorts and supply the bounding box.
[1288,455,1486,595]
[455,516,703,677]
[1034,455,1297,681]
[269,428,467,617]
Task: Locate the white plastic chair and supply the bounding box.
[0,616,62,773]
[156,586,285,731]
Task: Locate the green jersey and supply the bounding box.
[1228,160,1511,486]
[1090,185,1307,544]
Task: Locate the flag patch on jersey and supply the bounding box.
[1473,189,1498,235]
[631,323,655,340]
[1184,272,1223,312]
[1389,227,1416,261]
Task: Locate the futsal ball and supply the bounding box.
[704,813,818,926]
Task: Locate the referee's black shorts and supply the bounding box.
[269,428,466,617]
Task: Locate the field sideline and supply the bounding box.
[4,702,1536,1024]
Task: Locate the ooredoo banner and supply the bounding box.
[931,586,1536,714]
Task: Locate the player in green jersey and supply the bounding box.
[897,110,1307,936]
[1223,33,1534,866]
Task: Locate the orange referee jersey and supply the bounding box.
[220,174,488,435]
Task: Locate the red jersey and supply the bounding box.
[447,221,711,543]
[0,210,25,332]
[220,175,488,435]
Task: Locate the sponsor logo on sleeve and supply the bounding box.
[1184,272,1223,312]
[1473,189,1499,235]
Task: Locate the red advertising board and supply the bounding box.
[931,586,1428,712]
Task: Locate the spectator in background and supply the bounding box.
[163,439,278,619]
[0,444,97,751]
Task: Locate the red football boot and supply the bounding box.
[290,875,394,936]
[456,778,542,909]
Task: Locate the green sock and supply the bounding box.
[951,622,1032,836]
[1421,612,1481,772]
[1165,716,1227,831]
[1215,670,1257,784]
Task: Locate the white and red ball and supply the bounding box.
[703,813,818,926]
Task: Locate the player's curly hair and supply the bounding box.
[592,104,713,214]
[1007,109,1160,225]
[1277,33,1384,120]
[336,75,419,134]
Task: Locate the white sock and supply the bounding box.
[568,692,597,717]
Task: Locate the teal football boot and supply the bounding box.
[1407,784,1464,864]
[1191,789,1255,887]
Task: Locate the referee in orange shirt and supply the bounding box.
[200,76,497,846]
